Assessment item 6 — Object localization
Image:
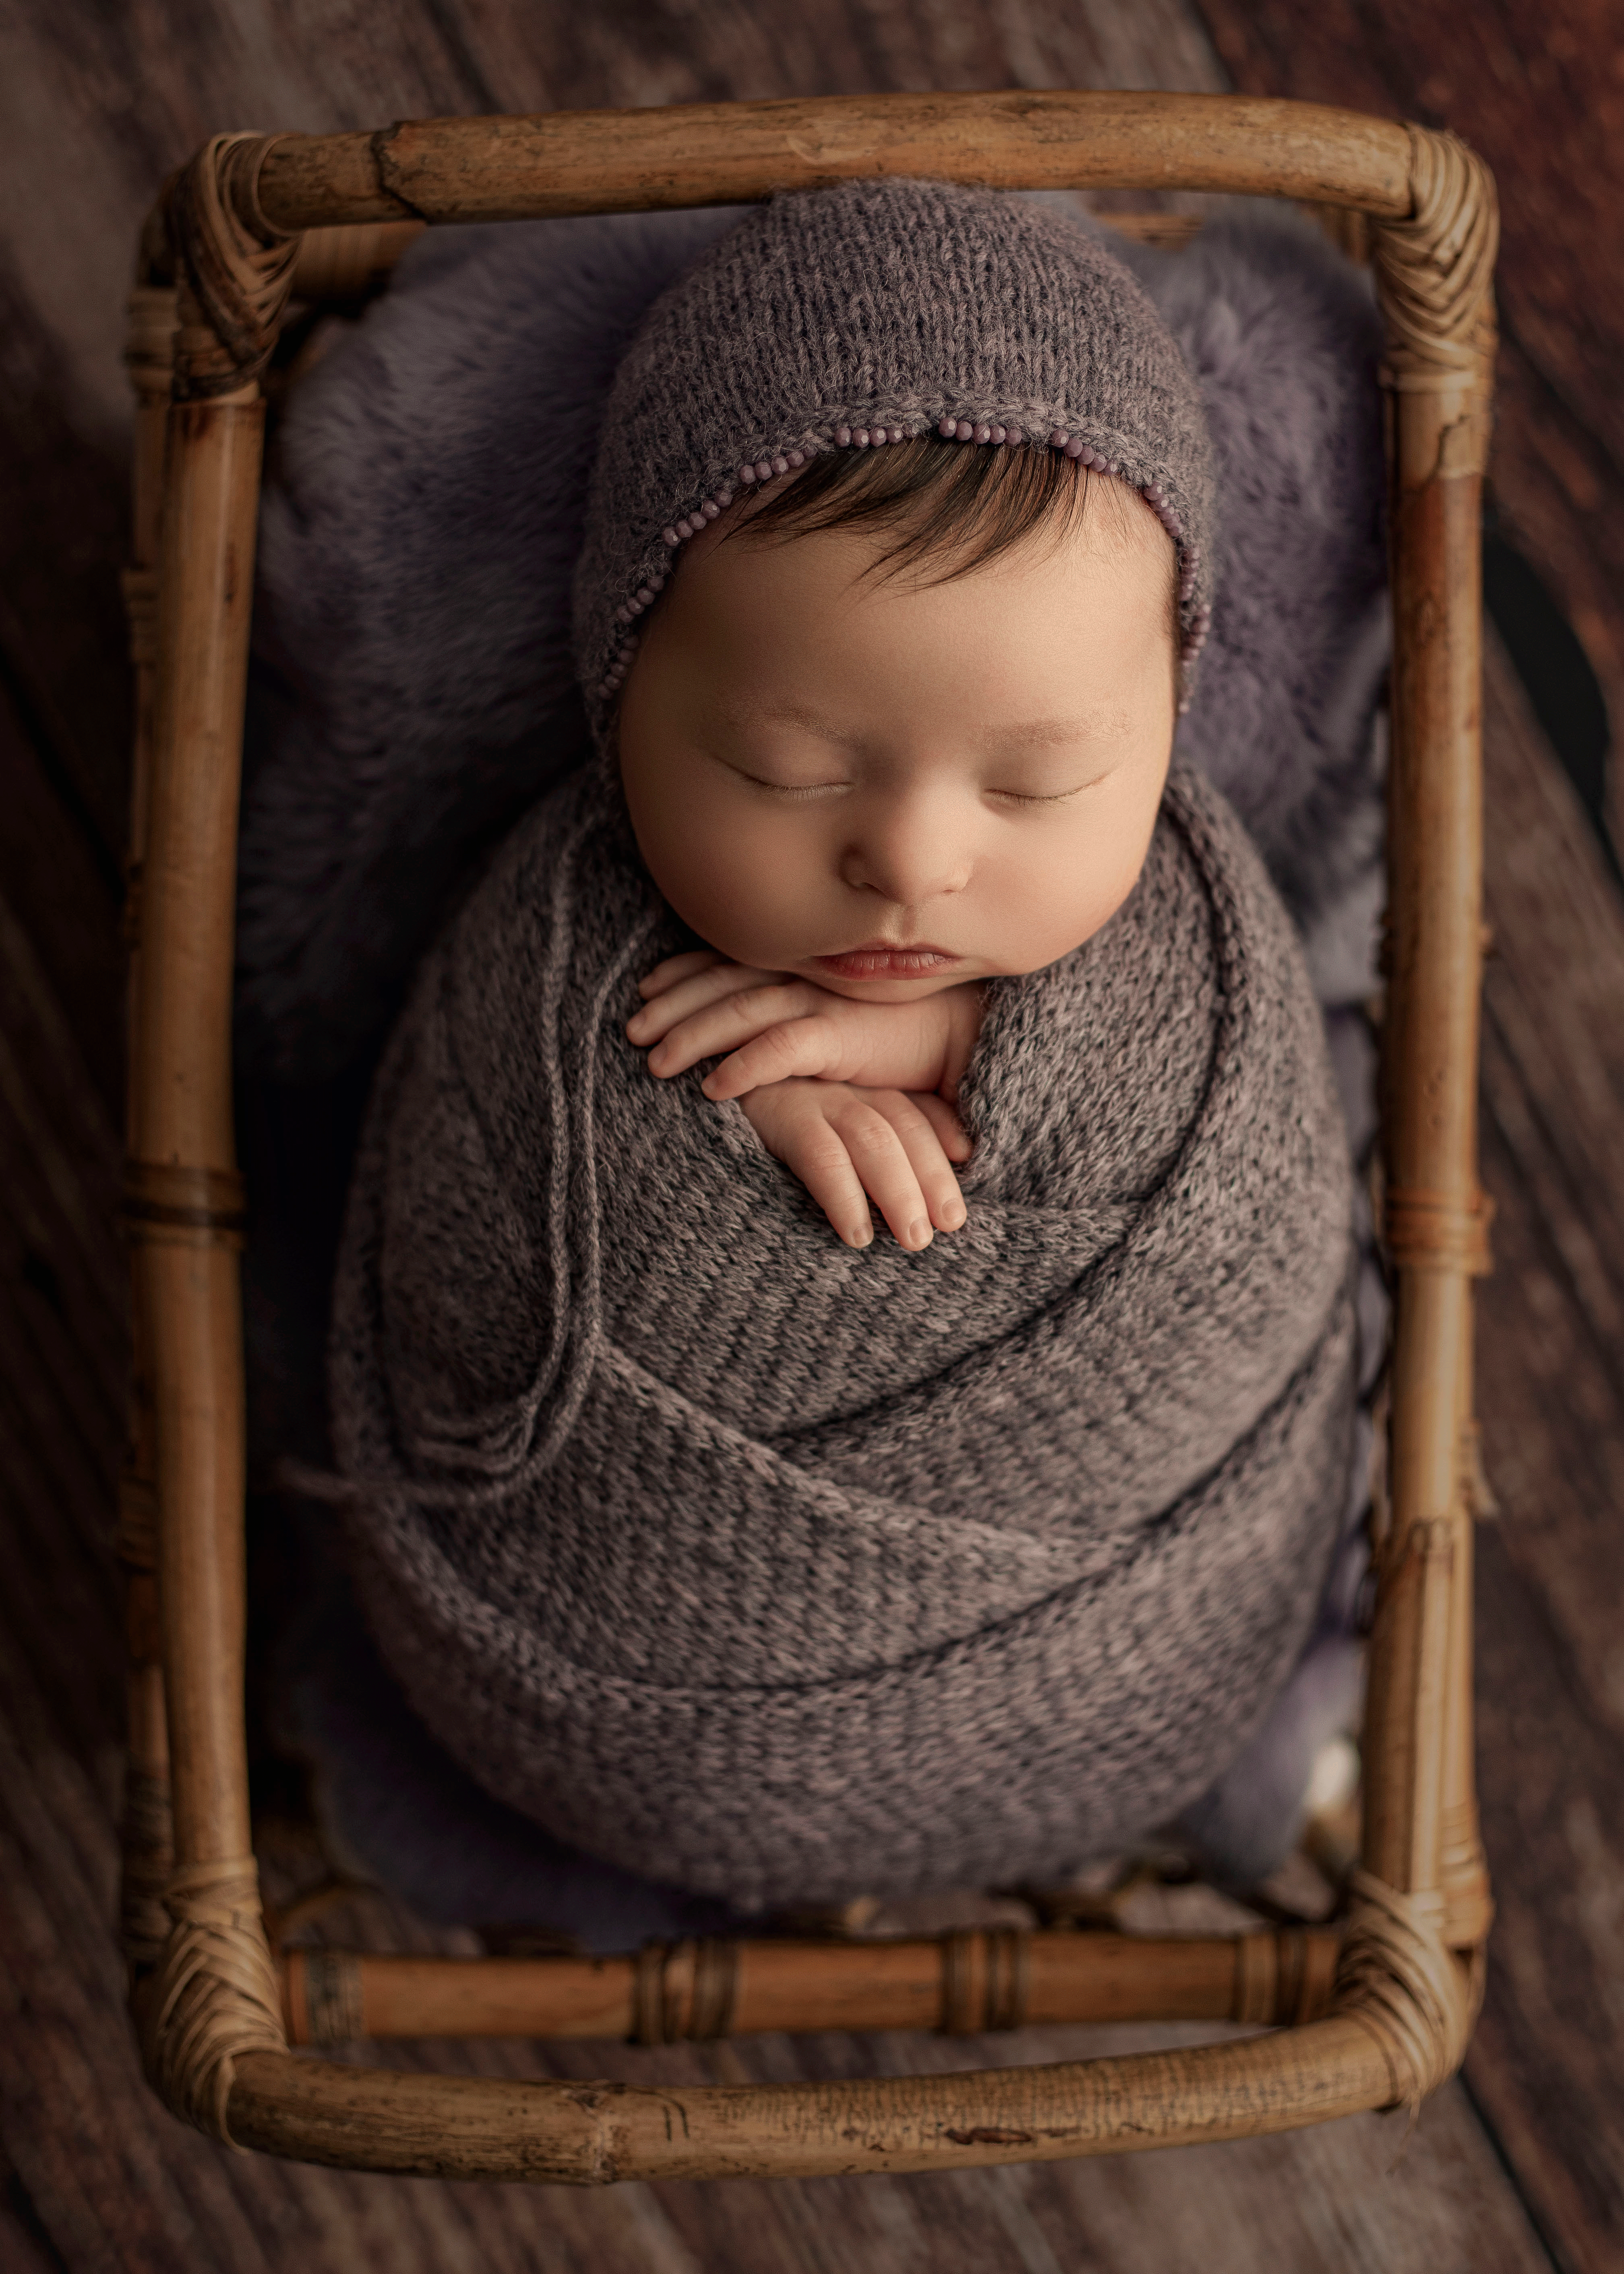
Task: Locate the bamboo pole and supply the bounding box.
[1438,1307,1492,1948]
[279,1927,1342,2048]
[128,323,291,2135]
[128,132,302,2138]
[132,346,261,1869]
[1361,128,1497,1958]
[249,93,1415,232]
[226,2018,1397,2182]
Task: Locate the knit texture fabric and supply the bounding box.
[329,758,1356,1909]
[573,180,1217,725]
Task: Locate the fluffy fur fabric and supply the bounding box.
[240,206,743,1083]
[1119,217,1388,938]
[327,758,1356,1910]
[237,201,1386,1085]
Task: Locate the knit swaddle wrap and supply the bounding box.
[330,758,1357,1908]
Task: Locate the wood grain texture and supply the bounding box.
[0,253,132,899]
[281,1926,1340,2044]
[1468,635,1624,2274]
[1358,176,1496,1949]
[251,94,1415,228]
[1190,0,1624,857]
[0,0,1597,2261]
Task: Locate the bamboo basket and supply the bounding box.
[118,92,1498,2182]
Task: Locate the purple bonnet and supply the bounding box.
[573,177,1219,729]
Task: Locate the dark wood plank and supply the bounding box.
[1191,0,1624,856]
[1462,638,1624,2274]
[0,885,125,1398]
[0,2,1598,2266]
[0,252,133,889]
[0,679,125,1129]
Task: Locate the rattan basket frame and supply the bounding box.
[117,91,1498,2183]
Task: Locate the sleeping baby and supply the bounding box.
[327,179,1358,1914]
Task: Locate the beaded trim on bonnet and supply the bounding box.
[573,178,1218,723]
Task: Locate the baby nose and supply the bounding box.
[840,812,973,907]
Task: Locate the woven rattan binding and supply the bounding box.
[165,134,300,399]
[141,1859,286,2144]
[631,1938,742,2045]
[1372,125,1498,392]
[1334,1872,1483,2110]
[122,94,1499,2181]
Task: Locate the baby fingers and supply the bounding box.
[637,988,829,1080]
[792,1094,960,1250]
[629,963,803,1056]
[635,950,725,1001]
[907,1089,976,1166]
[740,1081,970,1251]
[699,1013,847,1097]
[851,1092,968,1243]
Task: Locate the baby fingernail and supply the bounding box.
[847,1223,873,1249]
[908,1218,932,1249]
[942,1200,966,1229]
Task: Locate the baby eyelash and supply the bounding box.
[599,419,1208,703]
[742,774,847,799]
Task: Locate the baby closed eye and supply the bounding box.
[740,773,851,798]
[732,771,1099,806]
[985,760,1122,806]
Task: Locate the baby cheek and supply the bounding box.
[658,801,830,965]
[995,823,1151,967]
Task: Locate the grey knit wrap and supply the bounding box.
[573,179,1217,723]
[329,756,1356,1909]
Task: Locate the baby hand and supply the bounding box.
[738,1079,971,1251]
[627,951,983,1103]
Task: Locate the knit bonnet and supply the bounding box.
[573,178,1218,727]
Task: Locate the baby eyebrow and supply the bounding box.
[733,708,1130,749]
[731,702,860,744]
[984,712,1132,748]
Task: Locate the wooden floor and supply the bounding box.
[2,4,1621,2268]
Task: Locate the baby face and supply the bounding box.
[616,482,1178,1003]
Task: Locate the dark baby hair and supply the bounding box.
[728,434,1184,694]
